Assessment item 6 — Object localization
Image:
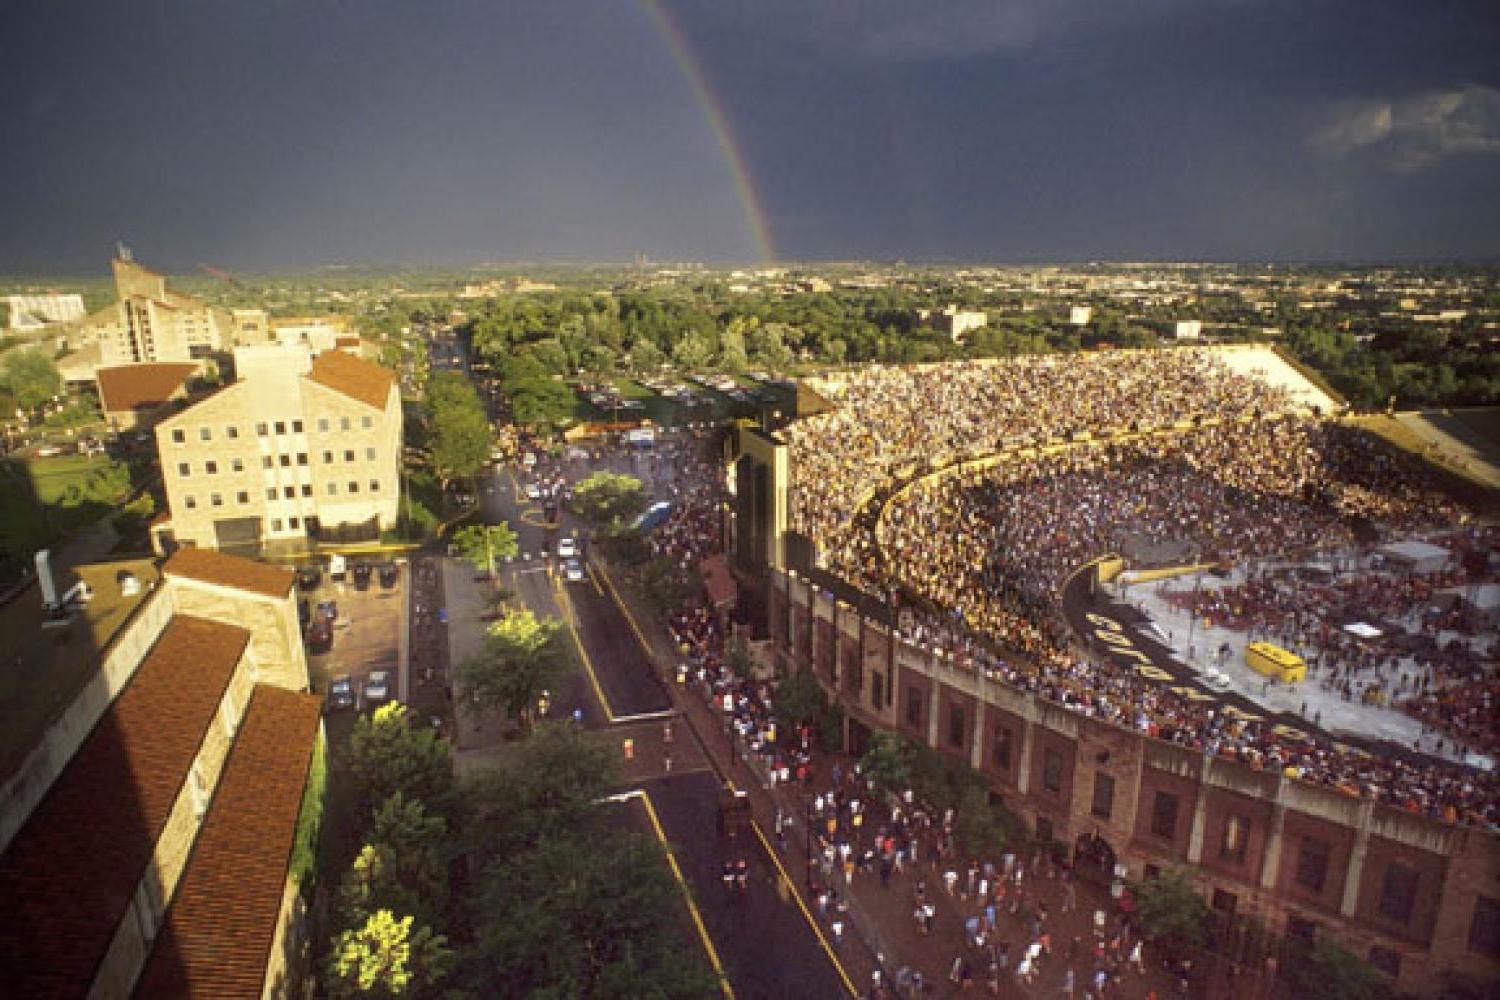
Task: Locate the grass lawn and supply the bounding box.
[0,454,132,570]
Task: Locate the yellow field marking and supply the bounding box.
[749,820,860,997]
[639,791,736,999]
[552,571,615,719]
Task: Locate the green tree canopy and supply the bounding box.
[327,909,452,999]
[1135,868,1208,958]
[1285,939,1392,1000]
[349,703,455,812]
[425,370,490,486]
[450,522,518,575]
[0,349,61,412]
[458,608,569,728]
[571,471,646,526]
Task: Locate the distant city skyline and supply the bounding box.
[3,0,1499,271]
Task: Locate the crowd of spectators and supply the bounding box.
[780,351,1499,830]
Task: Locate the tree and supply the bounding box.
[428,406,490,488]
[1285,939,1392,1000]
[670,328,714,370]
[458,609,568,728]
[0,349,61,412]
[860,730,916,797]
[327,909,452,999]
[571,471,647,526]
[349,704,454,811]
[462,833,718,999]
[1135,868,1208,959]
[450,522,518,578]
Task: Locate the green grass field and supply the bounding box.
[0,454,131,569]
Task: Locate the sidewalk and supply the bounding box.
[598,559,1186,999]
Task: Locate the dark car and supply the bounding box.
[353,562,373,590]
[297,567,321,591]
[378,563,399,589]
[306,618,333,654]
[326,675,355,712]
[316,599,338,622]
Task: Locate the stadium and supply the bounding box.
[728,345,1500,996]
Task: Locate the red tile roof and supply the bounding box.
[134,685,322,999]
[164,547,295,600]
[307,349,395,410]
[0,615,249,996]
[96,362,198,414]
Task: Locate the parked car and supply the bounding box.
[316,599,338,622]
[353,561,373,590]
[305,618,333,654]
[378,563,399,589]
[564,559,585,583]
[556,537,577,559]
[327,675,355,712]
[297,567,321,591]
[364,670,393,705]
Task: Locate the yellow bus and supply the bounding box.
[1245,641,1306,684]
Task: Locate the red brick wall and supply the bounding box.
[935,683,977,757]
[1198,787,1276,885]
[981,708,1026,789]
[1354,836,1448,947]
[1131,768,1197,865]
[1275,811,1357,917]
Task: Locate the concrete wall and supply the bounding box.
[169,579,308,693]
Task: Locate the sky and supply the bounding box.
[2,0,1499,271]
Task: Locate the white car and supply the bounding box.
[564,559,585,583]
[1200,669,1233,693]
[526,482,543,501]
[364,670,393,705]
[556,537,577,559]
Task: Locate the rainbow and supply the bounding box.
[641,0,775,263]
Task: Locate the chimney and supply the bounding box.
[35,550,58,607]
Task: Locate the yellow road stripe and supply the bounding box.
[585,561,605,597]
[749,820,860,997]
[552,571,615,719]
[639,791,735,999]
[593,561,656,663]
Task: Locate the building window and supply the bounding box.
[266,488,277,500]
[369,479,380,492]
[256,422,268,436]
[199,426,211,441]
[231,457,244,472]
[1367,947,1400,979]
[1378,863,1418,924]
[289,516,300,529]
[210,493,223,507]
[348,481,360,493]
[1470,896,1500,957]
[204,460,217,474]
[262,456,273,469]
[271,518,282,532]
[275,420,286,434]
[1295,837,1330,893]
[1042,748,1062,793]
[327,482,337,495]
[948,704,965,748]
[1212,889,1238,914]
[870,672,884,709]
[301,484,313,497]
[1150,791,1179,840]
[318,418,329,432]
[362,415,373,428]
[225,425,238,439]
[236,491,249,504]
[1091,772,1115,819]
[297,453,308,466]
[365,447,376,461]
[322,450,334,464]
[184,495,197,509]
[292,419,304,433]
[177,462,190,477]
[905,687,922,728]
[1221,815,1248,862]
[172,429,185,444]
[1286,916,1318,944]
[344,449,355,462]
[341,417,351,431]
[283,486,295,499]
[994,727,1013,770]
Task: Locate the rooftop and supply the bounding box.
[307,349,395,410]
[163,547,295,601]
[134,684,322,999]
[0,557,161,785]
[95,362,198,415]
[0,615,249,996]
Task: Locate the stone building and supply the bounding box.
[0,547,321,997]
[771,568,1500,998]
[153,344,402,554]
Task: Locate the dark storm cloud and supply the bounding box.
[2,0,1498,270]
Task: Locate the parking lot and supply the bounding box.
[295,558,407,713]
